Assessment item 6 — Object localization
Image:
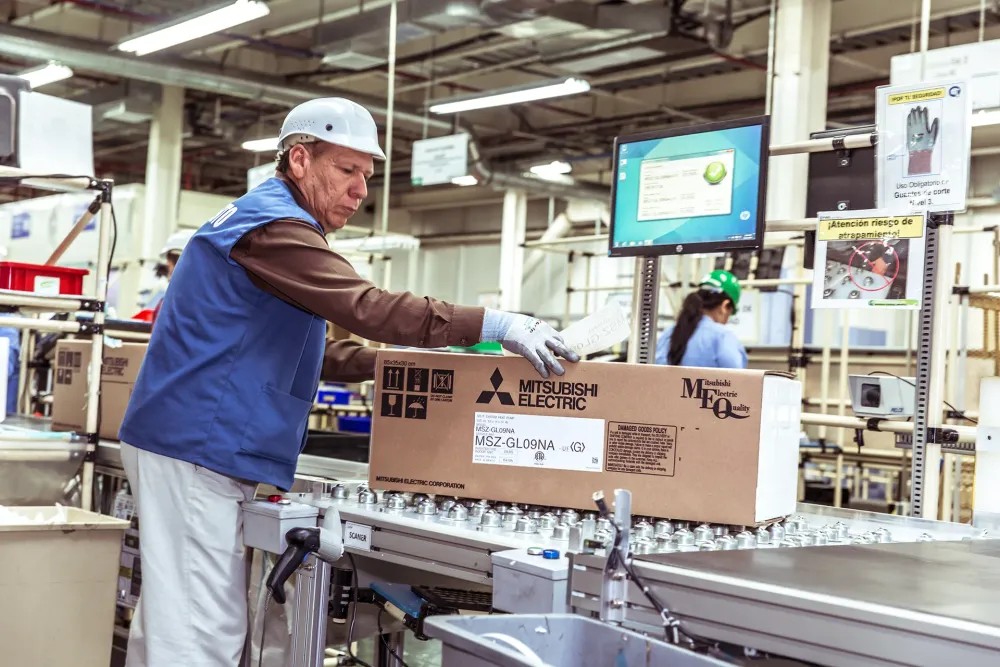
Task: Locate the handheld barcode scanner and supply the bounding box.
[266,507,344,603]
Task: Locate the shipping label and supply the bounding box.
[606,422,677,476]
[473,412,604,472]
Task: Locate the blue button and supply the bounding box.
[542,549,560,559]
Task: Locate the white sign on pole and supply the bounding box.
[411,133,469,186]
[811,208,926,310]
[875,80,971,214]
[247,163,273,192]
[891,42,1000,110]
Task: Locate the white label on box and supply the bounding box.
[34,275,59,295]
[473,412,604,472]
[344,521,372,552]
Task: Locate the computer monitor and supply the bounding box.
[609,115,770,257]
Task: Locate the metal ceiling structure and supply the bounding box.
[0,0,998,198]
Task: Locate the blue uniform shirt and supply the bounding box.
[654,315,748,369]
[119,178,328,490]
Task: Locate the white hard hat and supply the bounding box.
[278,98,386,160]
[160,229,195,258]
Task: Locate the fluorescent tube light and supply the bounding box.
[118,0,271,56]
[451,175,479,186]
[530,160,572,177]
[17,63,73,89]
[429,77,591,115]
[241,137,279,152]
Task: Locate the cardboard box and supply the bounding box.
[52,340,147,440]
[369,351,802,526]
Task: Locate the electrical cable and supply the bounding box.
[867,371,978,424]
[592,492,728,658]
[109,205,119,292]
[376,608,413,667]
[345,553,373,667]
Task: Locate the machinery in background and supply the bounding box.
[849,373,916,419]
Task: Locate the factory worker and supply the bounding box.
[158,228,194,279]
[141,229,195,323]
[116,97,577,667]
[654,269,748,369]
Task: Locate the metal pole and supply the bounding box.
[838,309,851,447]
[920,0,932,74]
[980,0,987,42]
[16,324,31,415]
[564,252,574,329]
[81,186,113,512]
[819,321,832,444]
[799,412,976,442]
[379,0,398,237]
[764,0,778,116]
[627,257,661,364]
[912,217,953,519]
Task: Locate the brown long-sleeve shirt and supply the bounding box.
[229,219,485,383]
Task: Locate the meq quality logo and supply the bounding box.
[680,377,751,420]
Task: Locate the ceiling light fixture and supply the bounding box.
[16,63,73,89]
[117,0,271,56]
[429,77,591,115]
[530,160,572,177]
[451,175,479,186]
[241,137,279,152]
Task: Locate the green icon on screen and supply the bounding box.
[704,161,727,185]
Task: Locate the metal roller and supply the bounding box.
[673,529,695,547]
[480,509,502,528]
[654,520,674,537]
[447,504,469,522]
[717,535,738,550]
[736,531,757,549]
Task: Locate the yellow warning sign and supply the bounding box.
[817,215,924,241]
[887,87,945,105]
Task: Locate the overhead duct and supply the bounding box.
[76,82,161,126]
[318,0,552,69]
[496,0,711,72]
[0,23,605,201]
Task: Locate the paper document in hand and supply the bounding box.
[560,302,632,357]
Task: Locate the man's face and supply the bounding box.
[286,142,375,234]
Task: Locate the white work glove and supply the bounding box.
[481,309,579,378]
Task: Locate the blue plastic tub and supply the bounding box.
[317,386,351,405]
[337,415,372,434]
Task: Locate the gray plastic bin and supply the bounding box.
[424,614,730,667]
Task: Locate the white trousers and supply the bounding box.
[120,442,256,667]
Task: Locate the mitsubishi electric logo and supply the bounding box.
[476,368,515,406]
[680,377,751,420]
[476,368,598,411]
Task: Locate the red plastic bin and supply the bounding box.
[0,262,90,295]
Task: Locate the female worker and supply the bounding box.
[654,269,748,369]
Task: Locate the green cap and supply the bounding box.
[700,269,741,308]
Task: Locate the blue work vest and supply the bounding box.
[119,178,327,489]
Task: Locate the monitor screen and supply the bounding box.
[609,116,770,257]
